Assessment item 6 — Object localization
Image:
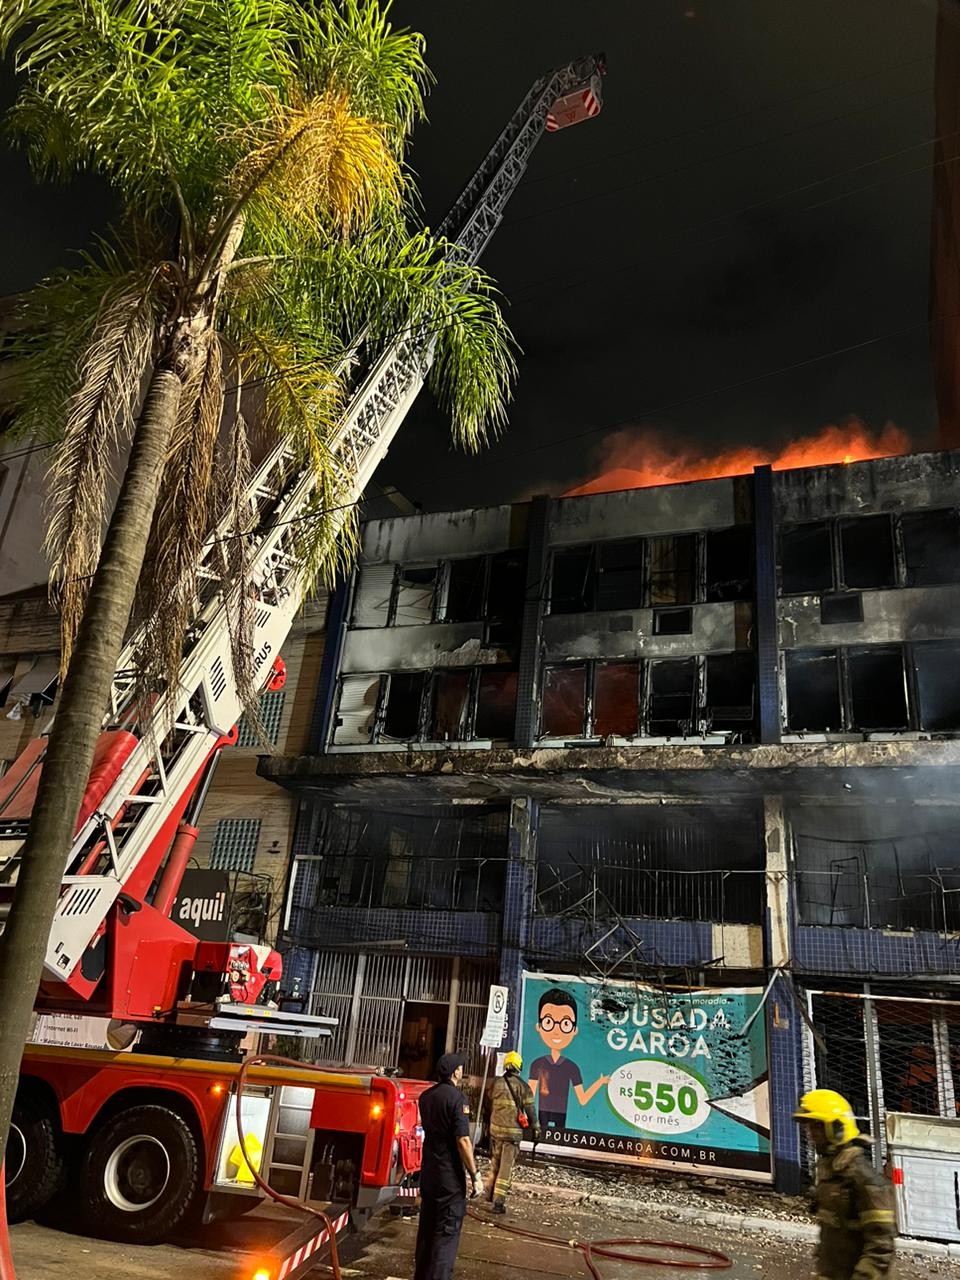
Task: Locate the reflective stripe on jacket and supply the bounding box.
[489,1071,539,1140]
[814,1139,896,1280]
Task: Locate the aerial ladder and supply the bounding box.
[0,52,605,1257]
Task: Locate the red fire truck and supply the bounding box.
[0,51,605,1271]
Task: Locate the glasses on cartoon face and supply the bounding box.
[538,1015,576,1033]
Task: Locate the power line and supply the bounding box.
[520,54,932,189]
[509,127,956,307]
[504,81,932,229]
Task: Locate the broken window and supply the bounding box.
[647,658,697,736]
[550,546,595,614]
[444,557,486,622]
[820,593,862,624]
[648,535,696,605]
[839,515,895,590]
[901,509,960,586]
[913,641,960,731]
[847,647,908,731]
[596,539,644,611]
[593,662,639,738]
[333,674,382,745]
[704,652,755,732]
[486,550,527,643]
[706,526,753,602]
[487,550,527,619]
[780,522,833,594]
[475,668,518,740]
[393,565,438,625]
[382,672,426,740]
[541,664,587,737]
[784,649,841,732]
[653,606,692,635]
[431,670,471,741]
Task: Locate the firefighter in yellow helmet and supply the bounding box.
[794,1090,896,1280]
[483,1050,538,1214]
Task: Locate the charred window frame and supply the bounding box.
[436,550,527,642]
[777,510,960,596]
[784,644,914,734]
[548,534,703,614]
[332,665,519,746]
[912,640,960,731]
[901,509,960,586]
[538,654,756,741]
[706,525,754,601]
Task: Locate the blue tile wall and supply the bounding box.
[794,925,960,976]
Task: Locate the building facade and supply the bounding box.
[263,450,960,1191]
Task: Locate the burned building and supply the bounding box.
[262,449,960,1191]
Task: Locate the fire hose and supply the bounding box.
[467,1206,732,1277]
[234,1054,345,1280]
[234,1058,732,1279]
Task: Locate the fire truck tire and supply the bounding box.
[5,1093,65,1223]
[82,1105,200,1243]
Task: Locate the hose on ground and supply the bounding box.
[467,1206,732,1277]
[234,1053,344,1280]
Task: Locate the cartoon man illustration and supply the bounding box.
[528,986,608,1131]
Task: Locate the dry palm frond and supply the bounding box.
[229,86,401,238]
[45,276,158,671]
[134,332,225,706]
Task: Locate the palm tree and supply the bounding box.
[0,0,515,1169]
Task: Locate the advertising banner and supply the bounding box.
[519,972,771,1181]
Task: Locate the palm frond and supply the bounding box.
[292,0,432,149]
[134,332,225,702]
[229,86,402,241]
[42,272,160,669]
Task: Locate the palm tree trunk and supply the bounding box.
[0,366,182,1168]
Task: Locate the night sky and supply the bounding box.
[0,0,945,510]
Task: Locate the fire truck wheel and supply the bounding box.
[5,1093,65,1223]
[82,1105,200,1242]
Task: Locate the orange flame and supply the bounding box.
[563,419,911,497]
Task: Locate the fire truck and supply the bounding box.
[0,52,606,1267]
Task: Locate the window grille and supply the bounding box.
[237,690,286,747]
[210,818,262,873]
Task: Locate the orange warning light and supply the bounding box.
[252,1270,271,1280]
[371,1102,384,1119]
[209,1082,226,1096]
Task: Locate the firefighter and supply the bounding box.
[484,1050,539,1214]
[794,1090,897,1280]
[414,1053,483,1280]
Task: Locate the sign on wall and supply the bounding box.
[519,972,771,1181]
[171,868,231,941]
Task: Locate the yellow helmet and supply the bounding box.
[503,1051,523,1072]
[793,1089,860,1145]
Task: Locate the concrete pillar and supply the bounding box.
[753,466,781,744]
[498,796,537,1048]
[515,496,552,749]
[763,794,803,1193]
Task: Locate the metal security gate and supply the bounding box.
[306,951,495,1074]
[802,989,960,1167]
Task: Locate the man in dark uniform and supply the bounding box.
[414,1053,483,1280]
[794,1090,897,1280]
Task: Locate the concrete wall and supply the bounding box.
[778,584,960,648]
[543,602,743,661]
[342,620,510,673]
[549,478,740,543]
[774,450,960,523]
[360,503,521,564]
[0,450,49,595]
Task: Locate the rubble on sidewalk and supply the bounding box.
[512,1155,812,1224]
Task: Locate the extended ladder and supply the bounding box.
[40,55,606,988]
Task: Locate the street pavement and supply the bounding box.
[12,1194,960,1280]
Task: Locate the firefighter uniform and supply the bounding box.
[415,1054,478,1280]
[485,1052,539,1211]
[795,1090,897,1280]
